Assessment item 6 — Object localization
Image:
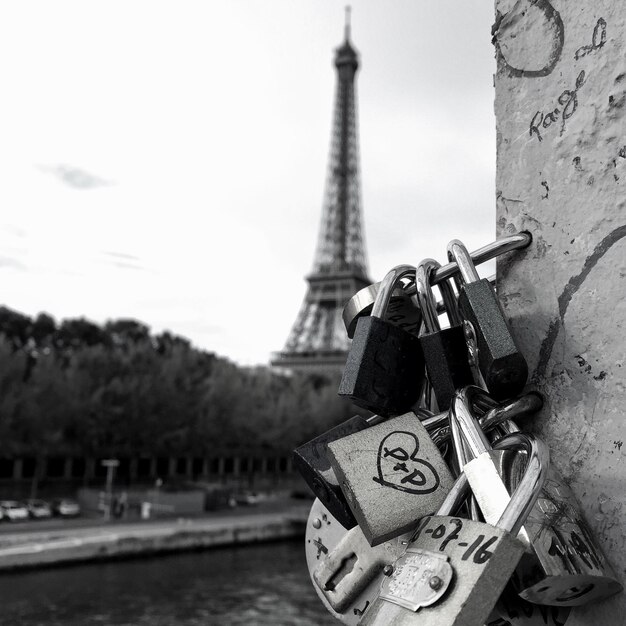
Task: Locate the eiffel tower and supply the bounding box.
[272,9,372,373]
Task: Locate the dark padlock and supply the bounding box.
[416,258,474,411]
[447,239,528,400]
[293,414,384,529]
[339,264,426,417]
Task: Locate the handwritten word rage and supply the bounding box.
[575,18,607,60]
[530,71,586,142]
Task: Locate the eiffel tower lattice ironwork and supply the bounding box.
[272,10,372,372]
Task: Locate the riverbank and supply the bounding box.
[0,498,311,571]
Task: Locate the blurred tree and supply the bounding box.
[0,307,355,460]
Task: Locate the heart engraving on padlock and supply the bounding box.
[373,431,441,494]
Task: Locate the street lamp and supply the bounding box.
[101,458,119,521]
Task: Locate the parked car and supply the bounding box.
[52,498,81,517]
[25,499,53,519]
[0,500,30,521]
[234,491,261,506]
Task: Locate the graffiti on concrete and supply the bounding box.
[575,18,607,60]
[529,71,586,142]
[493,0,564,78]
[533,225,626,383]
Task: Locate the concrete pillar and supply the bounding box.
[494,2,625,623]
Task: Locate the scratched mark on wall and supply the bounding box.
[529,71,587,142]
[575,18,607,60]
[492,0,564,78]
[533,225,626,383]
[528,18,609,143]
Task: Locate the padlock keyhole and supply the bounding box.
[324,553,358,591]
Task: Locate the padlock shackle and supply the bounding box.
[371,264,416,319]
[416,259,461,333]
[435,231,531,286]
[422,391,524,433]
[428,392,542,451]
[448,412,483,521]
[447,239,481,285]
[435,472,470,516]
[450,386,494,459]
[416,260,441,333]
[480,392,543,431]
[492,432,550,536]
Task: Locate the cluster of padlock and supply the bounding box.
[294,233,623,625]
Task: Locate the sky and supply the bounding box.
[0,0,497,366]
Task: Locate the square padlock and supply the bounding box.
[328,412,454,546]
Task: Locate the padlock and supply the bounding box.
[293,414,385,529]
[490,425,624,607]
[447,392,484,521]
[416,258,474,411]
[341,229,532,342]
[293,405,455,530]
[423,391,542,448]
[450,386,522,530]
[304,497,413,624]
[327,411,454,546]
[432,231,532,290]
[338,265,426,417]
[456,389,624,606]
[447,239,528,399]
[343,280,422,339]
[360,431,549,626]
[487,582,571,625]
[446,423,571,626]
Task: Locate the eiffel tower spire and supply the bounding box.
[272,10,372,372]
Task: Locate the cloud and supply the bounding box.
[0,256,27,271]
[38,164,112,190]
[1,225,26,238]
[103,251,141,261]
[111,261,144,271]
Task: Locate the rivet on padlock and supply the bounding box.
[327,411,454,546]
[361,432,550,626]
[447,239,528,399]
[338,265,426,417]
[416,258,474,411]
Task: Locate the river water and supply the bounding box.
[0,540,339,625]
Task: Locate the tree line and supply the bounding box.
[0,306,358,459]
